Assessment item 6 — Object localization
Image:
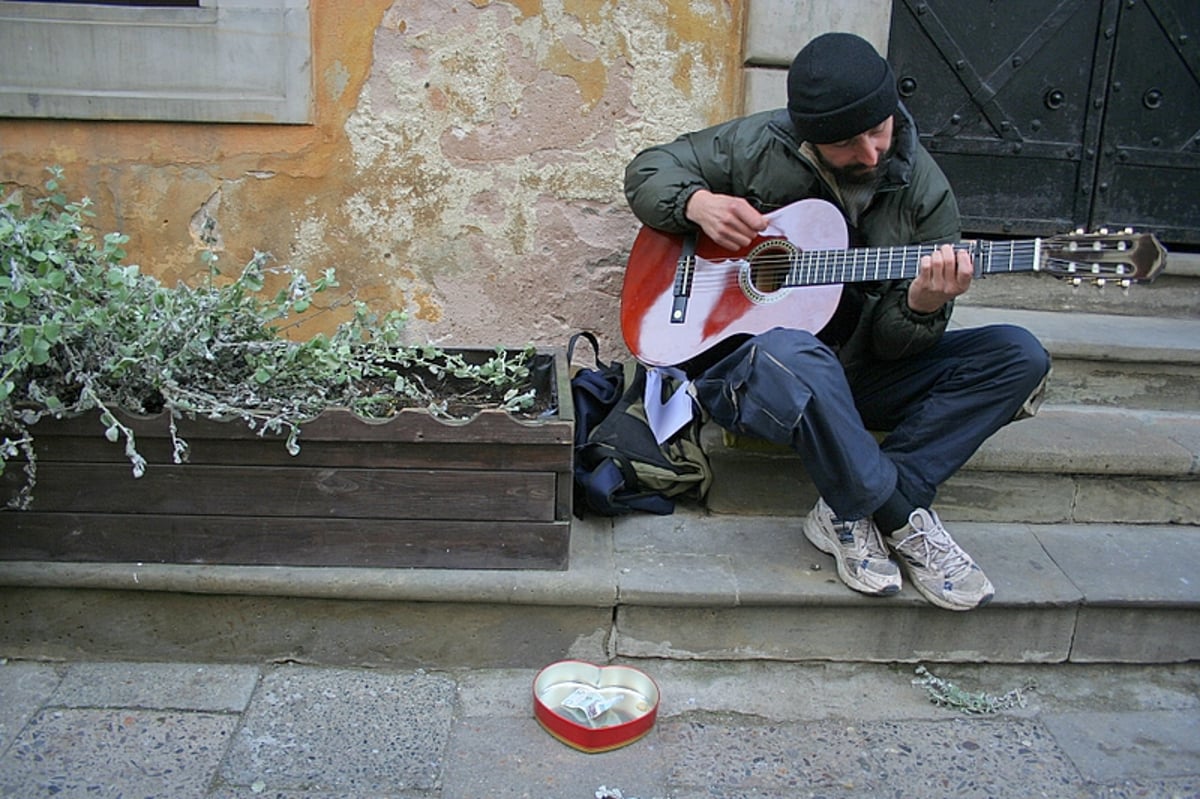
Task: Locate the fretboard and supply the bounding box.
[781,239,1042,288]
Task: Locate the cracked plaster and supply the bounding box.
[0,0,743,351]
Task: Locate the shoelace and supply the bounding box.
[894,524,974,578]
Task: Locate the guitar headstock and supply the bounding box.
[1040,229,1168,287]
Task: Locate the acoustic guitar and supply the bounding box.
[620,198,1167,367]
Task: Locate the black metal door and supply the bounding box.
[888,0,1200,245]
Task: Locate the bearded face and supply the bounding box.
[811,116,896,186]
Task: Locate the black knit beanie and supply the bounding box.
[787,32,898,144]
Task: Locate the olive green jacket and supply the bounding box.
[624,104,962,372]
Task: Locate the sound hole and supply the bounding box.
[747,240,795,294]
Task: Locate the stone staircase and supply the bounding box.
[2,256,1198,671]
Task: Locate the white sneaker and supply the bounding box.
[887,508,994,611]
[803,498,901,596]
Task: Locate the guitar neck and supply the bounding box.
[781,239,1041,287]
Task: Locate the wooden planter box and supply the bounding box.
[0,349,574,570]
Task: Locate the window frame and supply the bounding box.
[0,0,312,124]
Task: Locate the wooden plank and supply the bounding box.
[25,407,571,446]
[8,463,559,522]
[23,435,571,472]
[0,513,570,570]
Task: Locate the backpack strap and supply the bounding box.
[568,331,625,448]
[575,442,675,516]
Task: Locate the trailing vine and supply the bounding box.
[1,168,538,509]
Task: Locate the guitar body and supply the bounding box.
[621,199,848,367]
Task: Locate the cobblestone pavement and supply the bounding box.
[1,658,1198,798]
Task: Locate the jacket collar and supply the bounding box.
[772,101,920,192]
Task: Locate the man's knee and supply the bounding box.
[987,324,1051,419]
[752,327,840,372]
[981,324,1050,381]
[694,328,845,445]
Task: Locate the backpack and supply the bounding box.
[568,332,712,517]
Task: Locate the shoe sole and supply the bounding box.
[893,559,994,611]
[802,513,901,597]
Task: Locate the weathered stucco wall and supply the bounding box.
[0,0,744,353]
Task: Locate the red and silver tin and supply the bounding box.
[532,660,660,753]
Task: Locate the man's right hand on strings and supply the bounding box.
[685,189,768,251]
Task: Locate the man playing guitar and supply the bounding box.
[622,32,1051,611]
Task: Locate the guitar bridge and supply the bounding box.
[671,234,697,324]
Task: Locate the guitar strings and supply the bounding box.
[666,240,1047,293]
[657,235,1141,300]
[669,255,1130,297]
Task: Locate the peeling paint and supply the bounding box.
[546,39,607,110]
[0,0,745,351]
[325,60,352,102]
[189,190,223,252]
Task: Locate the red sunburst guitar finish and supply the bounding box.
[620,198,1167,368]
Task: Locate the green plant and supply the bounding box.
[1,168,538,509]
[912,665,1035,714]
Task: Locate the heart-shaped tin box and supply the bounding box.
[532,660,660,753]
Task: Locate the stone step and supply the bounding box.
[959,249,1200,319]
[703,405,1200,524]
[608,512,1200,666]
[951,306,1200,411]
[2,511,1198,667]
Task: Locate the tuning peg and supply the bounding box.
[1096,278,1107,289]
[1123,227,1134,234]
[1099,227,1109,235]
[1071,277,1083,288]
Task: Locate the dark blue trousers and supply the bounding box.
[693,324,1051,521]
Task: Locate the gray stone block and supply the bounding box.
[0,708,236,797]
[1042,709,1200,782]
[0,588,614,669]
[221,666,455,794]
[54,662,259,712]
[615,602,1077,663]
[0,661,60,755]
